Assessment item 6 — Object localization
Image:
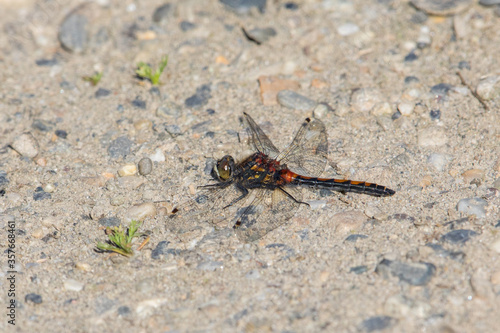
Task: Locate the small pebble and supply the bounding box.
[138,157,153,175]
[36,58,58,66]
[441,229,478,244]
[479,0,500,5]
[220,0,267,14]
[307,200,326,210]
[491,271,500,285]
[55,129,68,139]
[470,268,494,301]
[458,60,471,70]
[95,88,111,98]
[156,101,182,118]
[375,259,435,286]
[371,102,393,116]
[493,178,500,190]
[361,316,394,332]
[312,103,332,119]
[284,2,298,10]
[131,97,146,109]
[33,187,51,201]
[427,153,452,171]
[75,262,92,272]
[118,306,131,316]
[98,217,121,227]
[417,127,448,147]
[43,183,56,193]
[118,164,137,177]
[25,293,43,304]
[64,279,84,292]
[277,90,316,111]
[345,234,368,242]
[149,149,165,162]
[404,51,418,62]
[180,21,196,31]
[32,119,53,132]
[430,83,453,97]
[457,197,487,218]
[404,76,419,84]
[197,261,224,271]
[398,102,414,116]
[11,132,40,158]
[58,13,88,53]
[350,88,383,113]
[165,124,182,137]
[185,84,212,109]
[410,0,473,16]
[461,169,484,184]
[337,23,359,36]
[35,157,47,166]
[243,27,277,44]
[152,3,171,23]
[110,195,125,206]
[416,26,431,48]
[133,119,152,131]
[329,210,366,235]
[429,109,441,120]
[125,202,157,222]
[350,265,368,274]
[108,136,133,159]
[475,75,500,100]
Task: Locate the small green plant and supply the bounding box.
[83,72,103,86]
[97,220,144,257]
[136,55,168,85]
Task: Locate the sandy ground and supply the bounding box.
[1,0,500,332]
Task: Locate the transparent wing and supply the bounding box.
[167,181,247,234]
[277,117,328,177]
[234,187,302,242]
[243,112,280,159]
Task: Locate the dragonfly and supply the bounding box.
[168,112,395,242]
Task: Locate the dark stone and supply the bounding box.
[131,97,146,109]
[495,221,500,228]
[165,124,182,137]
[441,229,478,244]
[32,119,53,132]
[243,27,277,44]
[35,58,58,66]
[98,217,121,227]
[404,76,419,84]
[284,2,298,10]
[404,51,418,62]
[345,234,368,242]
[391,111,402,120]
[429,109,441,120]
[350,265,368,274]
[185,84,212,108]
[117,306,131,316]
[430,83,453,96]
[152,4,172,23]
[107,136,133,159]
[55,130,68,139]
[206,108,215,115]
[220,0,267,14]
[458,60,471,70]
[180,21,196,31]
[25,293,43,304]
[361,316,394,332]
[33,188,51,201]
[95,88,111,98]
[58,13,88,53]
[375,259,436,286]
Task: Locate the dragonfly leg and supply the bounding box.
[278,187,310,206]
[222,183,249,210]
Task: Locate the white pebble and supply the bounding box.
[337,23,359,36]
[351,88,383,113]
[118,164,137,177]
[64,279,84,292]
[456,197,487,218]
[11,132,40,158]
[490,238,500,254]
[149,149,165,162]
[476,75,500,100]
[125,202,157,222]
[427,153,452,171]
[398,102,414,116]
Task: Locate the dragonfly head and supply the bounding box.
[214,155,235,181]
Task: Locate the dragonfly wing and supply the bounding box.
[234,187,302,242]
[243,112,280,159]
[277,117,328,177]
[167,182,246,234]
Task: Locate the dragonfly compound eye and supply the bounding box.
[216,155,235,181]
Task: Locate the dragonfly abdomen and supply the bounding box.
[289,174,395,197]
